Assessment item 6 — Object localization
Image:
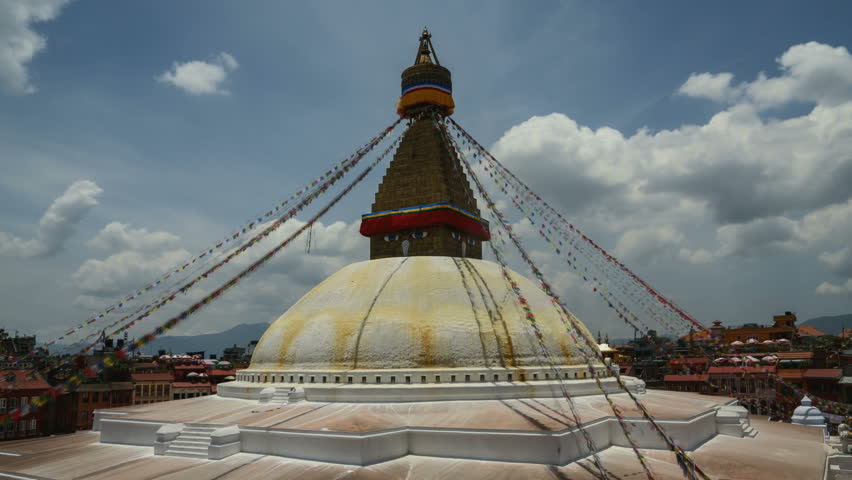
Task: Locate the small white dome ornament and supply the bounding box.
[791,396,825,427]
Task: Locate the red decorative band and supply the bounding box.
[360,204,490,240]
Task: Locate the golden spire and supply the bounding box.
[414,27,440,66]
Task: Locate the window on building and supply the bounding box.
[82,392,89,402]
[8,398,16,409]
[82,410,88,423]
[0,398,5,411]
[28,419,36,431]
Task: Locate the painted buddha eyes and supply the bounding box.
[411,231,429,239]
[384,234,399,242]
[450,232,461,241]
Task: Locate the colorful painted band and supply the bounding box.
[401,81,452,95]
[360,203,490,240]
[397,89,455,115]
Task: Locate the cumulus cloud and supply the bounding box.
[0,0,71,94]
[72,249,191,301]
[156,52,239,95]
[816,279,852,296]
[819,247,852,278]
[69,216,368,334]
[87,221,180,251]
[678,72,742,103]
[678,42,852,108]
[489,41,852,301]
[613,225,684,263]
[0,180,103,257]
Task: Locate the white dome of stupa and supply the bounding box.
[791,396,826,427]
[248,256,598,372]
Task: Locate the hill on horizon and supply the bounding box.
[800,313,852,335]
[136,322,270,357]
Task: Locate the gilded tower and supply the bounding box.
[359,29,490,259]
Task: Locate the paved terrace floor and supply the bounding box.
[104,390,731,432]
[0,417,828,480]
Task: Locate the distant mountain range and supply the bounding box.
[138,322,270,357]
[49,323,272,357]
[800,314,852,335]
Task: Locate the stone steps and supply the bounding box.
[164,424,215,459]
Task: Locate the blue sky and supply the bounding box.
[1,1,851,344]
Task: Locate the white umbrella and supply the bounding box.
[730,340,745,346]
[761,355,776,363]
[746,338,759,345]
[729,357,742,363]
[713,357,727,364]
[762,340,775,345]
[745,356,760,364]
[776,338,791,344]
[187,372,199,377]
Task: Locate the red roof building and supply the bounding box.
[0,370,51,440]
[796,325,827,337]
[130,372,174,405]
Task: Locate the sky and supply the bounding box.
[1,1,852,346]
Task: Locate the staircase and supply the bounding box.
[272,386,291,403]
[163,424,215,459]
[715,405,758,438]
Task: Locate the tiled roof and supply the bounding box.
[132,362,158,369]
[670,358,709,364]
[775,352,814,360]
[708,366,776,374]
[804,369,841,379]
[0,370,50,390]
[778,370,804,379]
[663,374,709,382]
[796,326,826,337]
[131,373,174,382]
[172,382,212,388]
[174,364,205,370]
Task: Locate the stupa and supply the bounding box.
[230,29,616,399]
[0,30,829,480]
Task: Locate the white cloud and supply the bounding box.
[613,225,685,263]
[71,248,191,301]
[0,179,103,257]
[0,0,71,94]
[714,216,802,258]
[678,42,852,108]
[87,221,180,251]
[816,279,852,296]
[819,247,852,278]
[678,72,742,103]
[68,217,368,334]
[156,52,239,95]
[489,41,852,304]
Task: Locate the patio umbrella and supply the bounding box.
[762,340,775,345]
[730,341,745,347]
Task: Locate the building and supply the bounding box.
[221,344,245,363]
[710,312,798,343]
[131,372,173,405]
[171,381,212,400]
[0,370,50,440]
[70,382,133,430]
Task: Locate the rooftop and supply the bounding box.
[0,369,50,390]
[130,373,174,382]
[796,325,827,337]
[0,415,826,480]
